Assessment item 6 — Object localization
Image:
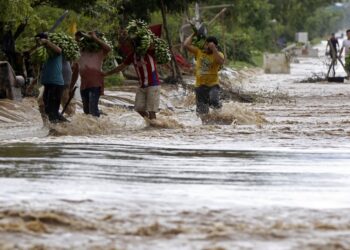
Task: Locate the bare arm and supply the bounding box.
[41,38,62,54]
[339,46,344,57]
[70,62,79,91]
[184,33,198,54]
[89,31,111,53]
[208,42,224,65]
[104,63,128,76]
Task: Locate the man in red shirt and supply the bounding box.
[104,40,160,120]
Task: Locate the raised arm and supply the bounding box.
[184,33,198,54]
[40,38,62,54]
[89,31,111,53]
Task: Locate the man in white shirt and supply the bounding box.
[339,29,350,58]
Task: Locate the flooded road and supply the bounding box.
[1,41,350,250]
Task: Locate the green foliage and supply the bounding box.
[305,7,344,40]
[1,0,348,68]
[228,30,253,62]
[118,0,195,23]
[229,51,263,69]
[31,0,97,12]
[81,0,119,34]
[0,0,33,23]
[269,0,335,40]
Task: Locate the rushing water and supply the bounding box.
[1,41,350,250]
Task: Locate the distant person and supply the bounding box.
[184,34,224,121]
[72,31,111,117]
[104,39,161,120]
[339,29,350,59]
[326,33,339,60]
[339,29,350,73]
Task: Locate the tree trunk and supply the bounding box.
[160,0,183,84]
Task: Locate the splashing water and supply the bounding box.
[204,102,267,125]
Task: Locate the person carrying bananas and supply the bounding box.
[104,39,161,120]
[35,32,66,123]
[184,34,224,122]
[72,31,111,117]
[34,55,75,124]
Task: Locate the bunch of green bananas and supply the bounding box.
[78,32,113,53]
[126,19,153,56]
[126,19,171,64]
[152,35,171,64]
[48,32,80,61]
[30,46,49,65]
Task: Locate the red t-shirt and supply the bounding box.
[79,49,108,93]
[124,51,160,88]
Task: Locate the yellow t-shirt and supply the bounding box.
[194,48,224,87]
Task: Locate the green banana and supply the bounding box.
[126,19,171,64]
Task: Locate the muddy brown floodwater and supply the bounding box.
[1,41,350,250]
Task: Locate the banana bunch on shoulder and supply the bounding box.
[126,19,171,64]
[78,31,113,53]
[152,34,171,64]
[48,32,80,61]
[126,19,153,56]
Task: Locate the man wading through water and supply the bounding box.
[72,31,111,117]
[104,38,161,120]
[35,33,66,123]
[184,34,225,123]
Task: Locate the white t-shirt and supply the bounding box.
[342,39,350,56]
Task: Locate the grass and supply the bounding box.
[228,51,263,69]
[104,74,125,88]
[310,37,323,45]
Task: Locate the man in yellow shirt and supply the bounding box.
[184,34,225,118]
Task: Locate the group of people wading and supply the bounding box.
[29,28,225,124]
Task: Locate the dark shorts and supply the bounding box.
[195,85,222,115]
